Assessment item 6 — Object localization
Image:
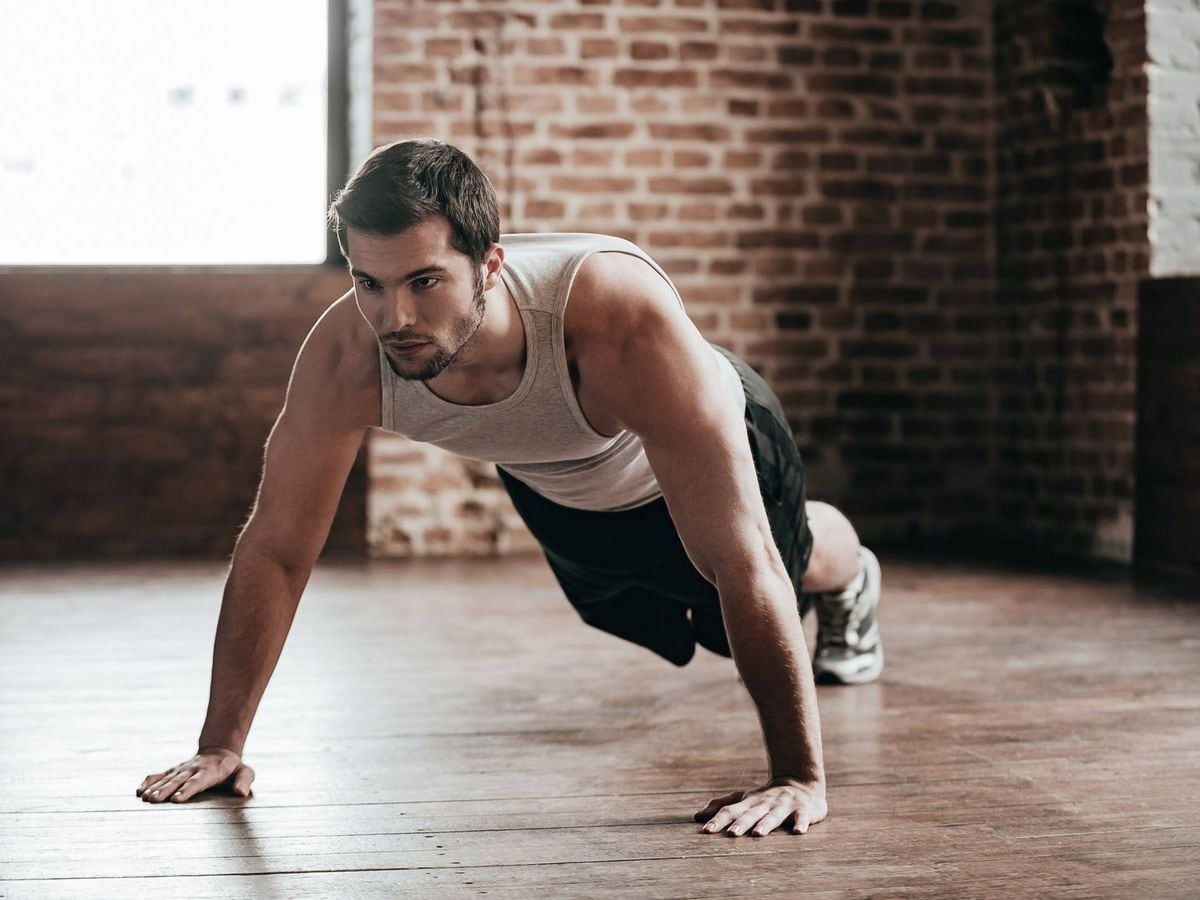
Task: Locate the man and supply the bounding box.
[137,139,883,838]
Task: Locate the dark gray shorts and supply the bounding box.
[498,345,812,666]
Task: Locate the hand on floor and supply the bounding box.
[694,776,827,836]
[137,746,254,804]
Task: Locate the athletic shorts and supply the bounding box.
[497,345,812,666]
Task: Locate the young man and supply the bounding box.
[137,139,883,838]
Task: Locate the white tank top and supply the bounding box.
[378,232,745,511]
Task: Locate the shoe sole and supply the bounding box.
[814,641,884,685]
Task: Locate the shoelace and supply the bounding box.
[816,593,857,650]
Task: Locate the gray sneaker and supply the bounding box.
[807,547,883,685]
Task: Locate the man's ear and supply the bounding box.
[483,243,506,290]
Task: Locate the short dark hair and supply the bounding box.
[327,139,500,265]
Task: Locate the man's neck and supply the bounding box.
[424,278,527,406]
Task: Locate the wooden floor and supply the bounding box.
[1,555,1198,898]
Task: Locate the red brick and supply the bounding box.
[550,122,636,140]
[628,202,671,221]
[750,175,809,195]
[625,148,664,167]
[376,5,439,29]
[724,150,763,168]
[648,123,732,141]
[424,37,465,58]
[618,16,710,33]
[779,45,817,66]
[711,69,794,91]
[673,150,711,168]
[647,176,734,195]
[727,44,770,64]
[807,72,897,96]
[730,203,767,220]
[802,204,844,225]
[631,40,672,60]
[524,199,565,218]
[745,125,830,143]
[372,88,414,112]
[809,23,894,43]
[513,66,599,87]
[818,151,858,172]
[720,17,800,35]
[613,68,699,88]
[878,1,914,17]
[713,258,751,275]
[578,201,619,220]
[572,147,616,167]
[678,202,719,220]
[526,37,568,56]
[629,95,671,114]
[550,175,637,194]
[681,41,719,61]
[576,94,620,114]
[374,62,438,85]
[548,13,606,29]
[737,230,821,250]
[822,46,863,67]
[581,38,619,58]
[419,90,461,113]
[647,230,729,248]
[375,33,415,57]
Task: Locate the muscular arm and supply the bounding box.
[139,294,379,803]
[568,254,826,835]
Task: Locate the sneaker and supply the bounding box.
[806,547,883,685]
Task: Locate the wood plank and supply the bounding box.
[2,557,1199,897]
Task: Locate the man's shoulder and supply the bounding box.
[287,291,380,427]
[568,249,682,344]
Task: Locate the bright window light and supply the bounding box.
[0,0,329,265]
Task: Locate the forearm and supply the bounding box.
[717,568,825,785]
[197,536,311,756]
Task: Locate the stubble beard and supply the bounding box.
[384,268,487,382]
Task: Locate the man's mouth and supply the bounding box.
[384,339,429,354]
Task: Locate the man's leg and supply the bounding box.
[711,343,883,686]
[801,501,862,592]
[496,466,706,666]
[800,501,883,685]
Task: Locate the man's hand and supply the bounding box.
[136,747,254,804]
[694,777,828,836]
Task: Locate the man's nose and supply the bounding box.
[382,290,417,332]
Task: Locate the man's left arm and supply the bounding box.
[569,253,827,837]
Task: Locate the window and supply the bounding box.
[0,0,343,265]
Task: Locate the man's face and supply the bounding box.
[346,218,488,381]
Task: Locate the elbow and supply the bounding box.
[233,517,316,586]
[710,546,794,605]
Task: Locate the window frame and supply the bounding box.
[326,0,350,267]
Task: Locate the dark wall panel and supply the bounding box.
[0,268,365,560]
[1137,277,1200,578]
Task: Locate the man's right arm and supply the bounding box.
[138,294,379,804]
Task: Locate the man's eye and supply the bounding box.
[357,279,380,292]
[414,276,440,289]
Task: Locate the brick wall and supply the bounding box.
[992,0,1148,563]
[0,269,366,559]
[1,0,1174,568]
[367,0,998,557]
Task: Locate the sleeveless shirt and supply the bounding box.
[378,232,746,511]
